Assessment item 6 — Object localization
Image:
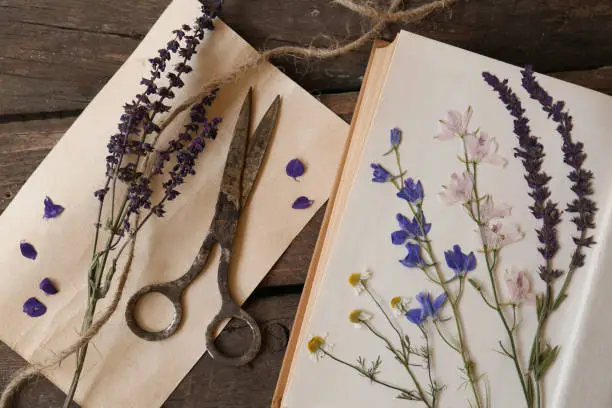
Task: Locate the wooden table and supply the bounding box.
[1,1,611,406]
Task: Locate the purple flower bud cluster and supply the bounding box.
[92,1,223,236]
[482,72,562,282]
[520,67,597,270]
[104,1,219,182]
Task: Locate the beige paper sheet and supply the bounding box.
[0,1,348,406]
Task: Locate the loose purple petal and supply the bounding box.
[43,196,65,219]
[292,196,314,210]
[20,241,37,260]
[39,278,58,295]
[286,159,305,180]
[23,297,46,317]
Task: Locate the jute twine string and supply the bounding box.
[0,0,453,405]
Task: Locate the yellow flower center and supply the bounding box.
[307,336,325,353]
[390,296,402,308]
[349,310,363,323]
[348,273,362,287]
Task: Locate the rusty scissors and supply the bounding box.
[125,88,280,366]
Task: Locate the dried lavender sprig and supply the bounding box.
[482,72,562,283]
[520,67,597,303]
[63,2,221,407]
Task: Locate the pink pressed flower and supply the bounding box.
[505,268,534,304]
[483,221,524,248]
[464,131,507,166]
[439,172,473,205]
[435,106,473,140]
[471,195,512,223]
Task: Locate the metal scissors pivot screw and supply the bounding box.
[125,88,281,366]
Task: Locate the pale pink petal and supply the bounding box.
[439,172,473,205]
[435,108,472,140]
[485,222,523,248]
[477,196,512,223]
[505,268,534,304]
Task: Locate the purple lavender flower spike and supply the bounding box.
[23,297,46,317]
[520,66,597,272]
[20,241,37,260]
[370,163,391,183]
[444,244,476,277]
[40,278,58,295]
[292,196,314,209]
[483,71,562,282]
[286,158,305,180]
[43,196,65,219]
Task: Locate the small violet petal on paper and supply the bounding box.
[43,196,65,219]
[20,241,37,260]
[40,278,58,295]
[23,297,46,317]
[286,159,305,180]
[292,196,314,210]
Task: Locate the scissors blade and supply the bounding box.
[240,95,281,208]
[219,88,252,208]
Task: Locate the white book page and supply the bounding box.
[282,31,612,408]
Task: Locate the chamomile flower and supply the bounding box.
[306,333,330,361]
[348,309,373,328]
[390,296,411,316]
[347,270,372,295]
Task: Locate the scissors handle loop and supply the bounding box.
[205,302,262,366]
[125,281,185,341]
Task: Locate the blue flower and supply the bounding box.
[397,178,424,203]
[444,244,477,277]
[391,213,432,245]
[400,243,424,268]
[405,292,447,325]
[371,163,391,183]
[390,127,402,147]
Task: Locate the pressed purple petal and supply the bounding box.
[20,241,37,260]
[39,278,58,295]
[405,308,424,325]
[292,196,314,209]
[286,159,305,180]
[23,297,46,317]
[43,196,65,219]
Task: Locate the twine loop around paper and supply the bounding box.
[0,0,453,406]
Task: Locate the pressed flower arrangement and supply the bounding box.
[305,67,597,408]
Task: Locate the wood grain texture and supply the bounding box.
[2,0,612,114]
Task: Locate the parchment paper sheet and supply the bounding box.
[282,31,612,407]
[0,1,348,406]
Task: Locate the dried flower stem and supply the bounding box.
[362,285,434,407]
[320,349,416,396]
[458,138,531,407]
[389,148,484,408]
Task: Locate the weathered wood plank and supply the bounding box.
[0,293,301,408]
[2,0,612,114]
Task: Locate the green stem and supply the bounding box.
[362,322,432,408]
[321,349,422,402]
[390,177,482,407]
[433,321,460,353]
[465,154,531,407]
[419,326,438,407]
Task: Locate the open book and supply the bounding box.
[273,32,612,408]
